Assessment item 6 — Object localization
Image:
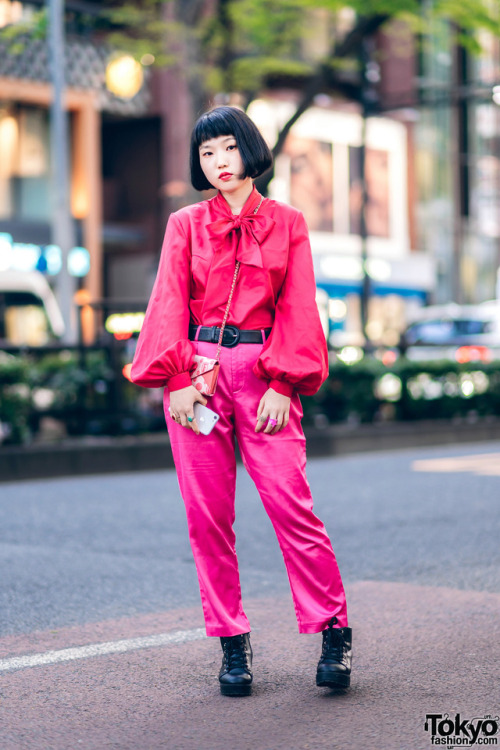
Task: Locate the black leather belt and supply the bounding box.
[189,324,272,348]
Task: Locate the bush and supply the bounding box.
[301,358,500,425]
[0,354,31,444]
[0,349,115,444]
[2,350,500,444]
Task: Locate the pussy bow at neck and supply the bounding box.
[202,195,276,319]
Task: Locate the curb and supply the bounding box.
[1,418,500,483]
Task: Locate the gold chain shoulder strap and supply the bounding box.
[214,195,264,359]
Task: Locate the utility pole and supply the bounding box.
[48,0,77,343]
[358,104,370,349]
[359,34,380,353]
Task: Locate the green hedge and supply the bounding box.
[0,350,115,444]
[0,356,31,444]
[302,358,500,425]
[2,352,500,444]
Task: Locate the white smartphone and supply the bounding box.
[193,402,220,436]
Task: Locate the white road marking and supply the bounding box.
[0,627,206,673]
[412,452,500,476]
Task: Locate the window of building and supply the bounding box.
[467,29,500,300]
[0,104,50,221]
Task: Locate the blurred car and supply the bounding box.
[0,270,65,346]
[398,302,500,362]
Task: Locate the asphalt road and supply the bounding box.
[1,441,500,749]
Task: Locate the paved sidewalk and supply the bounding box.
[1,582,498,750]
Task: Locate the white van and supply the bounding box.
[0,270,65,346]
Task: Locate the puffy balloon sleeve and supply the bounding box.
[130,213,195,390]
[253,211,328,397]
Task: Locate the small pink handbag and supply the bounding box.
[190,354,220,396]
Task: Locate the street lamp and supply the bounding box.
[105,53,144,99]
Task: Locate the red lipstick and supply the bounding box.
[219,172,232,181]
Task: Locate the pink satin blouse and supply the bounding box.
[130,185,328,397]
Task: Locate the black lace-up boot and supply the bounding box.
[316,616,352,689]
[218,632,253,696]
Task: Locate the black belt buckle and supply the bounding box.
[221,325,240,347]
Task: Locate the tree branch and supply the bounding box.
[255,13,389,195]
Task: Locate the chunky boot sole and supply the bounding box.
[220,682,252,697]
[316,671,350,689]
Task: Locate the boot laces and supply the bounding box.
[322,621,345,662]
[222,635,248,670]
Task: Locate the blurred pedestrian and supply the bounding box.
[131,106,351,696]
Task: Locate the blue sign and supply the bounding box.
[0,236,89,277]
[67,246,91,277]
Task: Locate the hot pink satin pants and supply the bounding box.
[164,337,348,637]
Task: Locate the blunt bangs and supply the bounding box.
[190,106,273,191]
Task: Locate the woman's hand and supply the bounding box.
[169,386,207,435]
[255,388,291,435]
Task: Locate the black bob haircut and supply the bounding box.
[190,106,273,191]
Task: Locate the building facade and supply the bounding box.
[414,20,500,305]
[0,0,193,344]
[1,1,498,349]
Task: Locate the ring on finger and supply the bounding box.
[259,416,267,423]
[268,417,278,427]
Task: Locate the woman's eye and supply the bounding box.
[227,144,237,151]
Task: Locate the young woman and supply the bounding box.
[131,106,351,696]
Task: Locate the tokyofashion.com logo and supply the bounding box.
[424,714,499,746]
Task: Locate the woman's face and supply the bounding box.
[198,134,250,192]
